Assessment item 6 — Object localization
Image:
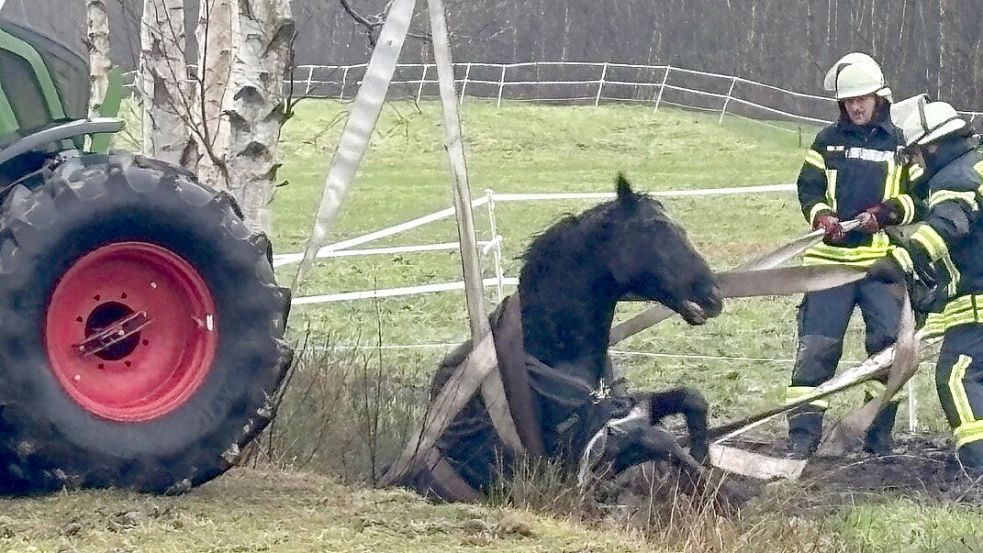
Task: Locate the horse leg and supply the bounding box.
[601,424,704,476]
[645,387,709,462]
[600,424,746,510]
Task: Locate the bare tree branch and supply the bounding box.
[337,0,430,47]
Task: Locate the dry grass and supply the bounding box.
[0,469,651,553]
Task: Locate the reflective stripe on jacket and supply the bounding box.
[907,144,983,334]
[797,102,916,266]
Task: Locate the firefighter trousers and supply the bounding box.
[935,323,983,469]
[786,279,904,452]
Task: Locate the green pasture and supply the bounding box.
[13,99,973,553]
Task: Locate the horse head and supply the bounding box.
[518,174,723,366]
[601,174,723,325]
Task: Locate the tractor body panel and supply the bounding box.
[0,17,87,148]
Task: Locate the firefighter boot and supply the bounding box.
[787,405,824,459]
[863,400,899,455]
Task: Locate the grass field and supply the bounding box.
[4,100,980,553]
[1,467,981,553]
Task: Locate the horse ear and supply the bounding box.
[615,173,637,207]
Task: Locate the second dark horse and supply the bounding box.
[404,175,725,500]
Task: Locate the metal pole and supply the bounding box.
[719,76,737,124]
[486,189,505,302]
[416,64,429,103]
[459,62,472,105]
[496,65,507,108]
[653,66,670,112]
[305,66,315,96]
[594,62,608,107]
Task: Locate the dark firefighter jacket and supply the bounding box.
[890,138,983,336]
[797,101,918,267]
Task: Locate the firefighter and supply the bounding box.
[786,54,918,458]
[868,100,983,471]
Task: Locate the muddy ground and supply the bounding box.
[598,434,983,523]
[736,437,983,505]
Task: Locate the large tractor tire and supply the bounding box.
[0,153,293,494]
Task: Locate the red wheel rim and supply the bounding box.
[45,242,218,422]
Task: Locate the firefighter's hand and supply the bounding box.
[813,210,845,243]
[857,210,880,233]
[857,201,899,234]
[867,255,907,283]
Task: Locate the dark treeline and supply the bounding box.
[3,0,981,107]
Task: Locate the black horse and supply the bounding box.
[403,175,724,500]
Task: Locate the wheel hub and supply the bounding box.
[45,242,218,422]
[76,308,150,359]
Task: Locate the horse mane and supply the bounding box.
[520,174,652,269]
[520,206,606,266]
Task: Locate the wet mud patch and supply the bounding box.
[726,436,983,513]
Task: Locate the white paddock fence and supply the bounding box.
[124,62,981,133]
[281,182,929,432]
[277,183,797,304]
[291,61,983,130]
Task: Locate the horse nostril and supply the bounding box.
[701,285,724,317]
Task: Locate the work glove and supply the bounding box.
[856,200,903,234]
[812,209,845,243]
[868,246,944,314]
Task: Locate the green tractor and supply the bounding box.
[0,18,293,493]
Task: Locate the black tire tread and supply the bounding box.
[0,152,293,494]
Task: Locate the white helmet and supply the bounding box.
[901,99,969,147]
[891,93,930,128]
[833,62,890,100]
[824,53,891,100]
[823,52,878,91]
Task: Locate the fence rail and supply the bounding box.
[287,61,983,128]
[124,61,982,132]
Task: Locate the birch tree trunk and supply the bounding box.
[139,0,195,167]
[86,0,112,117]
[225,0,295,233]
[195,0,235,191]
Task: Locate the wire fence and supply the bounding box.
[125,61,983,134]
[288,61,983,129]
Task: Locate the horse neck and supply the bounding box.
[518,250,620,373]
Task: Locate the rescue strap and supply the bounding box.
[611,221,861,345]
